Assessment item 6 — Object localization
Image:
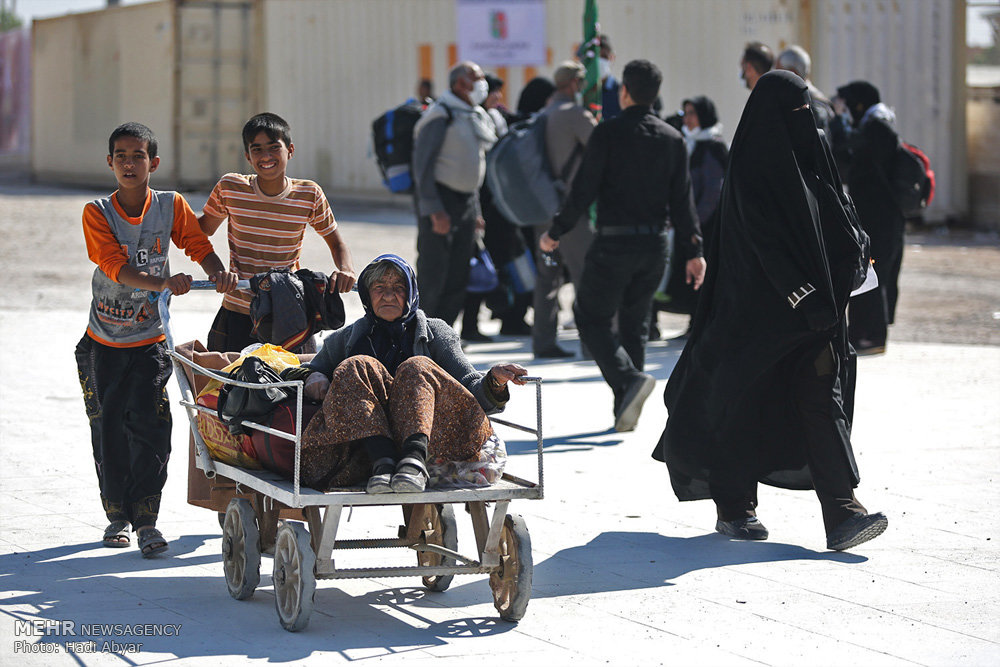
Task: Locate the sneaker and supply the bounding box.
[390,456,428,493]
[826,512,888,551]
[365,457,395,494]
[614,373,656,432]
[715,517,769,540]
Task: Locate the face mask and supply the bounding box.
[574,90,584,106]
[469,78,489,106]
[599,58,611,80]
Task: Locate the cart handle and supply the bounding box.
[158,280,250,351]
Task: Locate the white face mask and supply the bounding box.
[469,78,489,106]
[574,91,584,106]
[599,57,612,80]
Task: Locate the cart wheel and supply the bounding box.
[489,514,533,622]
[419,504,458,592]
[272,521,316,632]
[222,498,261,600]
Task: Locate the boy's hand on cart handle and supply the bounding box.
[304,372,331,402]
[210,270,240,293]
[328,269,357,294]
[164,273,193,295]
[490,363,529,387]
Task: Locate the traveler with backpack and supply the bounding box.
[834,81,904,355]
[539,60,705,432]
[532,61,598,359]
[412,61,497,327]
[461,72,533,342]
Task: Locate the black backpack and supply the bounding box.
[891,141,935,217]
[372,99,452,194]
[217,357,291,436]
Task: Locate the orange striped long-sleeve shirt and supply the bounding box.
[203,173,338,314]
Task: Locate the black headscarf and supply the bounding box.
[349,254,420,374]
[653,70,868,497]
[682,95,719,129]
[517,77,555,117]
[836,81,880,126]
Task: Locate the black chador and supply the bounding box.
[652,71,887,550]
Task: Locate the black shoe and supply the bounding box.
[826,512,888,551]
[500,320,532,336]
[613,373,656,432]
[461,330,494,343]
[853,339,886,356]
[534,345,574,359]
[715,517,769,540]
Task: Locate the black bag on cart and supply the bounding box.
[217,357,291,435]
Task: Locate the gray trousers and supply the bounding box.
[532,217,594,352]
[416,183,478,327]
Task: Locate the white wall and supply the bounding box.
[31,1,175,185]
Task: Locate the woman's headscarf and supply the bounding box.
[517,77,555,117]
[350,254,420,373]
[681,95,724,155]
[682,95,719,130]
[836,80,880,126]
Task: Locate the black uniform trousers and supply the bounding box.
[710,345,867,533]
[416,182,478,327]
[573,233,667,412]
[75,334,172,528]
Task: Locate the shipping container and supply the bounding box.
[31,0,258,188]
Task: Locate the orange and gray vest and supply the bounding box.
[87,190,174,345]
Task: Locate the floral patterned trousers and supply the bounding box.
[300,355,492,490]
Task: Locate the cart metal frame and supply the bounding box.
[160,282,543,630]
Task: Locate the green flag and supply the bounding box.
[579,0,602,117]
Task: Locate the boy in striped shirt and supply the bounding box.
[199,112,356,352]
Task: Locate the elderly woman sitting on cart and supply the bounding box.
[288,254,527,494]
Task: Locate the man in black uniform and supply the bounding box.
[539,59,705,432]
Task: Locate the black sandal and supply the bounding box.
[102,520,130,548]
[136,526,168,558]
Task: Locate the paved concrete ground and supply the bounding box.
[1,181,998,665]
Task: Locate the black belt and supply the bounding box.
[595,225,666,237]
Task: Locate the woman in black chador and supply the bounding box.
[652,71,887,551]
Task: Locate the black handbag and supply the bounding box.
[217,357,291,435]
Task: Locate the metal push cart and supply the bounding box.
[160,282,544,631]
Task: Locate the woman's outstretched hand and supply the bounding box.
[489,363,529,388]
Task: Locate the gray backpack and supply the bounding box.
[485,113,583,227]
